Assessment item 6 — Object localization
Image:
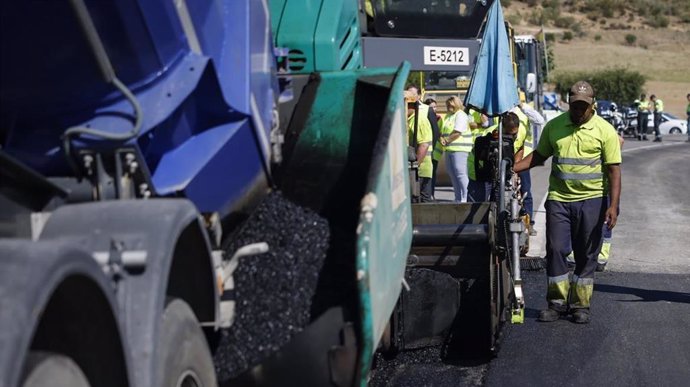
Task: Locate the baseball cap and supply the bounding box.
[569,81,594,104]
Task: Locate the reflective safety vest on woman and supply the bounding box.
[441,111,473,153]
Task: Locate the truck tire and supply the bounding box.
[158,298,217,387]
[21,351,90,387]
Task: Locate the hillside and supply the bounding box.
[503,0,690,117]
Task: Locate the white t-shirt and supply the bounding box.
[453,110,469,133]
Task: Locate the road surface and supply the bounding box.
[370,135,690,386]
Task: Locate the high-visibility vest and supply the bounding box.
[654,99,664,112]
[637,100,649,113]
[407,113,434,178]
[441,111,473,153]
[537,113,622,202]
[467,124,525,180]
[513,108,533,155]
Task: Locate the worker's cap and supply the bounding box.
[569,81,594,105]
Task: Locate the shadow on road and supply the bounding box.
[595,284,690,304]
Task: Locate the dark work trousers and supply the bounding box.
[429,108,441,198]
[653,112,662,140]
[431,159,439,199]
[519,170,534,225]
[467,179,492,202]
[545,197,607,311]
[638,113,649,139]
[419,177,433,202]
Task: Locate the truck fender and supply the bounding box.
[39,199,218,387]
[0,240,131,387]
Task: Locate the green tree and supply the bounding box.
[552,67,646,105]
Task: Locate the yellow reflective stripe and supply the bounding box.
[598,241,611,262]
[445,144,473,152]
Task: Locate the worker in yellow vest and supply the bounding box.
[425,98,444,196]
[467,112,525,202]
[439,96,473,202]
[405,91,434,203]
[514,81,621,324]
[636,93,650,141]
[650,94,664,142]
[406,84,441,198]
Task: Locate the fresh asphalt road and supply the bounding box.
[371,135,690,386]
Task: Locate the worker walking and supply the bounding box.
[406,91,434,203]
[636,93,650,141]
[440,96,472,202]
[650,94,663,142]
[514,81,621,324]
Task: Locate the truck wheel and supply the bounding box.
[158,298,217,387]
[21,351,90,387]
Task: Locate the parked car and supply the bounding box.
[629,112,688,135]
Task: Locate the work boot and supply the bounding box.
[653,137,661,142]
[572,309,591,324]
[596,262,607,272]
[538,309,561,322]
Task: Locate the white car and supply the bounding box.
[631,112,688,135]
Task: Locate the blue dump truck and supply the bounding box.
[0,1,524,386]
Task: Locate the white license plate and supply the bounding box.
[423,46,469,66]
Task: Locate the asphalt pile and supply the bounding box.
[369,346,486,387]
[214,191,330,381]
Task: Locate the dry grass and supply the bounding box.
[550,30,690,116]
[507,4,690,117]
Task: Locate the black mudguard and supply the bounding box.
[39,199,217,387]
[0,239,132,387]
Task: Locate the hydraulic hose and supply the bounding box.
[63,0,143,174]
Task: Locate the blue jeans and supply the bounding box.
[445,151,469,202]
